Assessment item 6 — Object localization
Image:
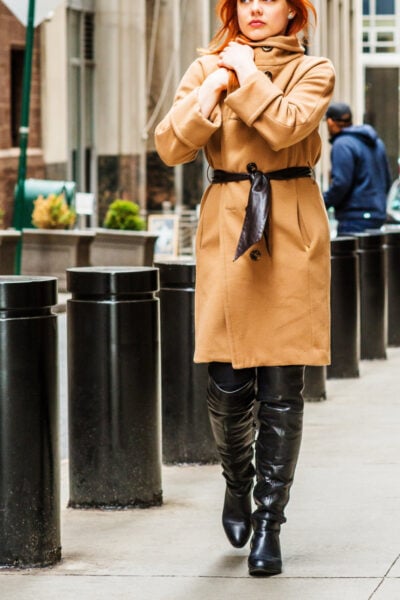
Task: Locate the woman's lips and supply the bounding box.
[249,20,265,27]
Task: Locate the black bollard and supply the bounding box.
[303,366,327,402]
[328,236,360,378]
[67,267,162,508]
[355,232,388,360]
[0,276,60,568]
[384,229,400,346]
[156,260,218,464]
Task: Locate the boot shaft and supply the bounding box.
[207,377,256,491]
[253,366,304,524]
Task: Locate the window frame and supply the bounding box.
[67,5,96,194]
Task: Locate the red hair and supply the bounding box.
[208,0,317,53]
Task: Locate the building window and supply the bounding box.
[10,48,25,148]
[362,0,399,53]
[67,8,95,192]
[364,0,396,13]
[376,0,395,14]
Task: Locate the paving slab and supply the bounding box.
[372,578,400,599]
[387,556,400,577]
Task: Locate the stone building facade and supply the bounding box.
[0,0,364,229]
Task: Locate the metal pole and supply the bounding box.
[137,0,147,214]
[172,0,182,210]
[13,0,36,274]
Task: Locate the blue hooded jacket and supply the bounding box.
[323,124,392,221]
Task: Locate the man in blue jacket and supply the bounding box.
[324,102,392,234]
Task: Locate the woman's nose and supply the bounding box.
[251,0,263,14]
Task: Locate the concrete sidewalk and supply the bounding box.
[1,349,400,600]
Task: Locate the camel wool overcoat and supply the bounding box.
[155,35,335,368]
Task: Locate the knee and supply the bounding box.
[256,366,304,409]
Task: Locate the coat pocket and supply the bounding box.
[197,189,219,250]
[297,199,312,249]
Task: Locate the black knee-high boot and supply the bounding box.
[248,366,304,576]
[207,377,256,548]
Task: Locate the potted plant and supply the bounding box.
[91,199,158,267]
[31,192,77,229]
[103,199,146,231]
[21,192,94,291]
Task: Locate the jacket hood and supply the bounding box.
[335,124,379,147]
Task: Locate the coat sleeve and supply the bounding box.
[323,139,356,209]
[154,59,222,167]
[225,57,335,152]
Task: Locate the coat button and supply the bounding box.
[250,249,262,261]
[262,46,272,52]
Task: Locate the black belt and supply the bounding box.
[212,163,313,260]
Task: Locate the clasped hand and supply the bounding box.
[218,42,255,75]
[218,42,257,84]
[198,42,256,118]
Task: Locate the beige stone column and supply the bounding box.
[146,0,213,210]
[96,0,147,210]
[311,0,361,191]
[40,0,68,176]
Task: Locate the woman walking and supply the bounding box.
[155,0,335,576]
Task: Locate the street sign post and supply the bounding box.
[12,0,35,273]
[6,0,63,272]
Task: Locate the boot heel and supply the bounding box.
[248,524,282,576]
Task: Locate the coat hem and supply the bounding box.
[193,353,330,369]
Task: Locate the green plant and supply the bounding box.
[32,193,76,229]
[103,199,146,231]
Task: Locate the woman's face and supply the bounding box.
[236,0,294,41]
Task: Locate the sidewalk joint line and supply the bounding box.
[367,553,400,599]
[0,573,388,580]
[384,552,400,577]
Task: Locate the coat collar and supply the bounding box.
[235,34,305,66]
[236,34,304,51]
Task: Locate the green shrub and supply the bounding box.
[103,199,146,230]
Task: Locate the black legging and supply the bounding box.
[208,362,305,402]
[208,362,254,391]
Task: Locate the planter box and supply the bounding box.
[0,230,21,274]
[90,228,158,267]
[21,229,95,292]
